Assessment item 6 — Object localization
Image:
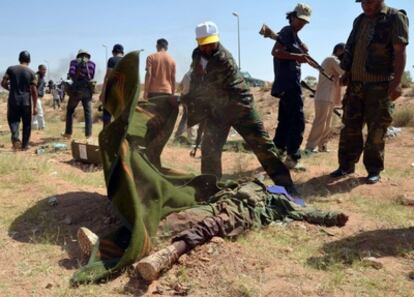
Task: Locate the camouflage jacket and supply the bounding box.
[341,6,409,76]
[183,43,253,126]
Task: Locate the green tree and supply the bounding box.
[304,76,317,88]
[401,71,412,88]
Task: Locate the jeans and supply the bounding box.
[65,90,93,137]
[8,104,32,147]
[273,88,305,161]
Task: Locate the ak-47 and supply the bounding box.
[259,24,334,82]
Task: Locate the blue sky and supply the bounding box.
[0,0,412,83]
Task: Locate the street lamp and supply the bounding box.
[232,12,241,70]
[102,44,108,62]
[44,60,50,79]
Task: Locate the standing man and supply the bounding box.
[100,44,124,127]
[144,39,176,99]
[305,43,345,153]
[62,49,96,140]
[272,3,314,169]
[330,0,409,184]
[1,51,38,150]
[182,21,295,193]
[32,64,47,130]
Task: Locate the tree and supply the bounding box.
[401,71,412,88]
[304,76,317,88]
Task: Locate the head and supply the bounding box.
[196,21,220,56]
[357,0,385,17]
[112,44,124,56]
[18,51,31,64]
[76,49,91,62]
[287,3,312,32]
[333,43,346,60]
[156,39,169,51]
[38,64,47,76]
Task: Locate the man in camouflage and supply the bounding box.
[182,21,295,192]
[330,0,409,184]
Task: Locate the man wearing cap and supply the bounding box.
[330,0,409,184]
[63,49,96,140]
[271,3,313,170]
[1,51,38,150]
[144,39,176,99]
[182,21,295,192]
[32,64,47,130]
[100,44,124,127]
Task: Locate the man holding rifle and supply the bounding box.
[270,3,315,170]
[330,0,409,184]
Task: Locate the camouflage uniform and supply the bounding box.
[183,43,293,187]
[338,6,409,174]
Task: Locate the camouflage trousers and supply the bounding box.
[201,103,293,187]
[338,81,393,173]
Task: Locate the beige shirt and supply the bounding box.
[314,56,344,105]
[145,51,176,95]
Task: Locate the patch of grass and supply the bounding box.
[229,276,261,297]
[392,107,414,127]
[351,195,414,227]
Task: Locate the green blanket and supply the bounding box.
[71,51,218,285]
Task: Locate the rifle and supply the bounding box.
[189,120,206,158]
[259,24,334,82]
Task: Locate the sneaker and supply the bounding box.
[330,167,355,178]
[366,173,381,184]
[77,227,99,256]
[61,133,72,140]
[12,140,22,150]
[284,155,297,169]
[285,185,300,197]
[21,145,31,151]
[319,145,330,153]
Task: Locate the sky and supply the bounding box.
[0,0,412,84]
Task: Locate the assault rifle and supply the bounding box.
[259,24,334,82]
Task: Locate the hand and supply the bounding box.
[388,80,402,101]
[296,54,309,64]
[33,107,38,116]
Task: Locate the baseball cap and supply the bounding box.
[196,21,220,46]
[77,49,91,58]
[294,3,312,23]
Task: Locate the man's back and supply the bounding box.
[314,56,344,103]
[146,51,176,94]
[6,65,36,106]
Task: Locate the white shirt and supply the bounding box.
[314,56,344,105]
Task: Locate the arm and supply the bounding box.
[143,56,152,99]
[272,42,310,64]
[100,68,112,102]
[1,73,9,91]
[389,12,409,101]
[68,60,77,80]
[171,62,176,95]
[389,43,406,101]
[30,85,38,115]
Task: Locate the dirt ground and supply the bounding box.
[0,87,413,297]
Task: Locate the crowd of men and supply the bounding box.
[0,0,409,192]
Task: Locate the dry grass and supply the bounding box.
[392,107,414,127]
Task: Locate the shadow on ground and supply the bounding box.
[307,227,414,270]
[7,191,154,295]
[8,192,118,270]
[298,174,367,198]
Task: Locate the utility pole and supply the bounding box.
[232,12,241,70]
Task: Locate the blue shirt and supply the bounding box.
[272,26,304,96]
